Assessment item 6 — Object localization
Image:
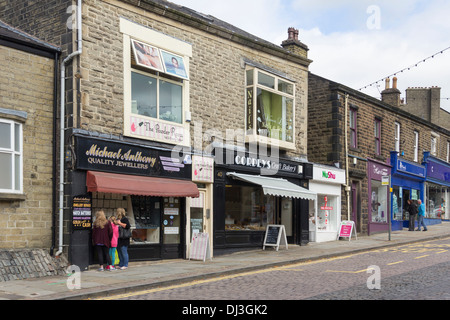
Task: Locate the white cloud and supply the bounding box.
[169,0,450,115]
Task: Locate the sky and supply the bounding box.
[168,0,450,115]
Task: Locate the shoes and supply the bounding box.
[120,266,128,270]
[109,266,116,271]
[97,267,104,272]
[423,229,428,231]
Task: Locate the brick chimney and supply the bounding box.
[281,27,309,59]
[381,77,401,107]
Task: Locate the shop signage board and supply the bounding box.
[337,221,357,241]
[72,195,92,230]
[75,135,191,179]
[189,232,211,262]
[263,225,288,251]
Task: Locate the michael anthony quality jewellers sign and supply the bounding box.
[75,136,190,179]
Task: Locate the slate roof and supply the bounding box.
[0,19,60,53]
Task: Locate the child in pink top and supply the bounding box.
[108,216,119,270]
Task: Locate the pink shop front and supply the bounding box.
[368,159,392,235]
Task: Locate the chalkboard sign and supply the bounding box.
[263,225,288,251]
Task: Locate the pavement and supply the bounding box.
[1,221,450,300]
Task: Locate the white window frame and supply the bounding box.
[447,141,450,163]
[120,18,192,147]
[431,132,439,156]
[0,119,23,194]
[414,131,419,162]
[245,67,296,150]
[394,122,401,153]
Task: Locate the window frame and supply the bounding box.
[245,67,296,151]
[120,18,192,147]
[0,119,23,194]
[131,69,184,125]
[431,132,439,156]
[349,108,357,149]
[414,131,419,162]
[374,118,381,155]
[394,122,401,153]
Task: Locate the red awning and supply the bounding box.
[86,171,199,198]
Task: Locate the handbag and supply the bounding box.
[119,226,132,239]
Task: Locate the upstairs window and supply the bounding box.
[349,108,357,148]
[431,133,439,156]
[0,119,22,193]
[414,131,419,162]
[246,68,295,148]
[395,122,401,153]
[374,119,381,155]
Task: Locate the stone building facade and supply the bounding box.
[0,20,60,249]
[308,73,450,236]
[1,0,313,265]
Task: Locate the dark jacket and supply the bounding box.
[118,217,131,247]
[408,202,418,215]
[92,222,113,247]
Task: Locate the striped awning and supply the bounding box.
[227,172,316,200]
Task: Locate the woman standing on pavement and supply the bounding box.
[92,210,114,271]
[116,208,131,270]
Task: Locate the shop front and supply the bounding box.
[213,151,315,253]
[368,159,392,235]
[390,151,426,230]
[69,134,199,269]
[308,164,346,242]
[423,152,449,223]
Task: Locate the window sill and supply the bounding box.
[246,134,296,151]
[0,193,26,201]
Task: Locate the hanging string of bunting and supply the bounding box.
[358,46,450,91]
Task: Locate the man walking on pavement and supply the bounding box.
[416,199,428,231]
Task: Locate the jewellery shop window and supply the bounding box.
[130,196,161,245]
[225,185,276,231]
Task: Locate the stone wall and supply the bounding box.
[0,45,56,249]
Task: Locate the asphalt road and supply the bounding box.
[100,237,450,301]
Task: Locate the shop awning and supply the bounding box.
[86,171,199,198]
[227,172,316,200]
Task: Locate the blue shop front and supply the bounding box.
[423,152,450,223]
[390,151,426,230]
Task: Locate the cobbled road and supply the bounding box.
[101,237,450,301]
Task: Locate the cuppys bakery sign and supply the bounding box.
[75,136,191,179]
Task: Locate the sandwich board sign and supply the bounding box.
[189,232,211,262]
[337,221,357,241]
[263,225,288,251]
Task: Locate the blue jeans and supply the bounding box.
[417,215,427,231]
[117,245,129,267]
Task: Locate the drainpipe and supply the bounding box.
[344,93,351,221]
[50,51,60,256]
[56,0,83,257]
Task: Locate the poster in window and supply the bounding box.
[131,39,164,73]
[160,50,189,80]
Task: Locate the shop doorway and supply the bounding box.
[190,190,210,237]
[280,198,293,243]
[402,189,411,220]
[351,182,361,233]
